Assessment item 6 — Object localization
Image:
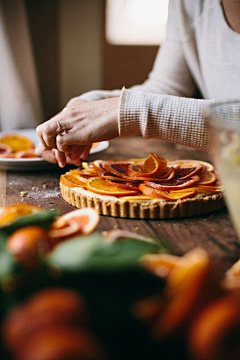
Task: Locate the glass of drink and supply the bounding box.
[204,101,240,239]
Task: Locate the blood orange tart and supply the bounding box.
[60,153,224,219]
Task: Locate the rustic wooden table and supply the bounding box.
[1,137,239,277]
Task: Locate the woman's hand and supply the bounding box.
[36,97,119,167]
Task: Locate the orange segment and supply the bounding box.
[60,174,87,188]
[86,177,139,197]
[49,208,100,240]
[127,153,167,178]
[139,184,196,200]
[0,134,34,153]
[0,204,43,227]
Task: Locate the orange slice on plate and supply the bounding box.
[86,177,139,197]
[0,144,12,158]
[0,134,34,153]
[15,150,38,159]
[0,204,43,227]
[127,153,167,178]
[139,184,196,200]
[60,174,87,188]
[48,208,100,239]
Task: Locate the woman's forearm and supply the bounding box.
[118,88,221,151]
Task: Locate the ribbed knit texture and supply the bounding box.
[67,0,240,150]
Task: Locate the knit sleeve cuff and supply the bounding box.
[118,87,143,138]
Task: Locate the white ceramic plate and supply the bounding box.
[0,129,109,171]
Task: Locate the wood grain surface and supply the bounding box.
[5,137,240,277]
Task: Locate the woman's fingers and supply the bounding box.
[81,144,92,160]
[36,111,65,150]
[54,149,67,168]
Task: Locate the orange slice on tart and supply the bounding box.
[139,184,197,200]
[60,174,87,188]
[86,177,139,197]
[126,153,167,178]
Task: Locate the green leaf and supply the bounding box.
[47,233,160,273]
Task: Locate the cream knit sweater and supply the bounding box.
[68,0,240,151]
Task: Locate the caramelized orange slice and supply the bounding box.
[144,175,200,191]
[198,171,217,185]
[81,162,97,173]
[0,134,34,153]
[60,174,87,188]
[70,169,97,177]
[49,208,100,239]
[139,184,196,200]
[105,179,140,192]
[86,177,139,197]
[127,153,167,178]
[168,159,214,172]
[0,204,43,227]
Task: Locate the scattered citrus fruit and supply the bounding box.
[188,294,240,360]
[48,208,100,240]
[0,204,43,227]
[153,248,223,339]
[7,226,49,266]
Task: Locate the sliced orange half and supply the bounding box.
[0,134,35,153]
[48,208,100,239]
[0,204,43,227]
[60,174,87,188]
[86,177,139,197]
[139,184,196,200]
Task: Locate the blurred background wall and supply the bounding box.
[1,0,168,126]
[25,0,163,120]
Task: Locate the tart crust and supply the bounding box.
[60,183,225,219]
